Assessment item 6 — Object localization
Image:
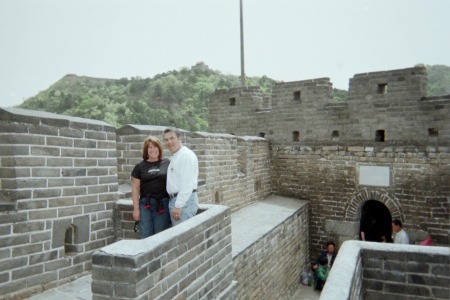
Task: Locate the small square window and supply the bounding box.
[292,131,300,142]
[229,97,236,106]
[428,128,439,136]
[375,130,385,142]
[331,131,339,138]
[258,132,265,138]
[293,91,301,101]
[377,83,388,94]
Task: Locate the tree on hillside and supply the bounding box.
[426,65,450,96]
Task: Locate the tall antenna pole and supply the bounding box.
[240,0,245,87]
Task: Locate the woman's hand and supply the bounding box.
[132,209,140,222]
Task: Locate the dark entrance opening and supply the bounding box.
[359,200,393,243]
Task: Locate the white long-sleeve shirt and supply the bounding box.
[394,229,409,244]
[166,146,198,208]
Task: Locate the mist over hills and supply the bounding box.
[18,63,450,131]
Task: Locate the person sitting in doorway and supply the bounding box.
[311,241,337,271]
[392,219,410,244]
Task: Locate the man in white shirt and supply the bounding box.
[392,219,409,244]
[164,128,199,226]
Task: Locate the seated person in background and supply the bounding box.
[313,256,329,291]
[311,241,337,271]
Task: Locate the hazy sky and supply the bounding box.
[1,0,449,107]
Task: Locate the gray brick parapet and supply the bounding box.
[91,204,233,300]
[112,195,309,300]
[321,241,450,300]
[0,108,118,299]
[209,66,450,146]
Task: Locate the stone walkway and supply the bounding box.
[291,284,321,300]
[28,273,320,300]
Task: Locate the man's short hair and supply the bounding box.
[326,241,336,248]
[392,219,403,227]
[164,127,181,138]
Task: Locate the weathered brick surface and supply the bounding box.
[92,204,232,300]
[362,246,450,299]
[209,66,450,258]
[2,66,449,299]
[232,197,310,300]
[321,241,450,300]
[0,108,118,299]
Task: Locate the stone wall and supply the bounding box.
[208,65,450,258]
[321,241,450,300]
[91,204,233,300]
[0,108,118,299]
[270,144,449,257]
[209,66,449,146]
[113,195,310,300]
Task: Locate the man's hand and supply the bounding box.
[172,207,182,221]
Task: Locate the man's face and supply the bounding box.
[164,131,182,154]
[327,244,335,255]
[392,223,399,233]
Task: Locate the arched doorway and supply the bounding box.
[359,200,393,243]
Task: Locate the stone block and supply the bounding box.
[57,206,83,217]
[431,264,449,276]
[46,136,74,147]
[84,203,106,213]
[11,264,43,280]
[86,168,109,177]
[28,209,57,220]
[73,253,92,265]
[13,179,47,189]
[59,128,84,138]
[405,261,431,274]
[432,287,450,299]
[75,177,99,186]
[62,187,87,196]
[0,256,28,272]
[0,211,27,224]
[0,272,10,284]
[33,188,62,198]
[48,178,75,188]
[0,224,11,236]
[325,220,359,237]
[26,271,58,287]
[59,264,84,279]
[16,199,48,210]
[13,221,45,234]
[0,145,30,156]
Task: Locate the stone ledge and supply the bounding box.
[231,195,308,257]
[320,241,450,300]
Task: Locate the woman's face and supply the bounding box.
[147,142,160,161]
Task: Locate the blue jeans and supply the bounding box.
[139,196,171,239]
[169,193,198,226]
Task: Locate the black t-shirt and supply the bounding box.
[131,158,169,199]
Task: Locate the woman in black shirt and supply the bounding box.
[131,136,171,238]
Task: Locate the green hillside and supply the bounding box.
[18,63,449,131]
[19,62,278,131]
